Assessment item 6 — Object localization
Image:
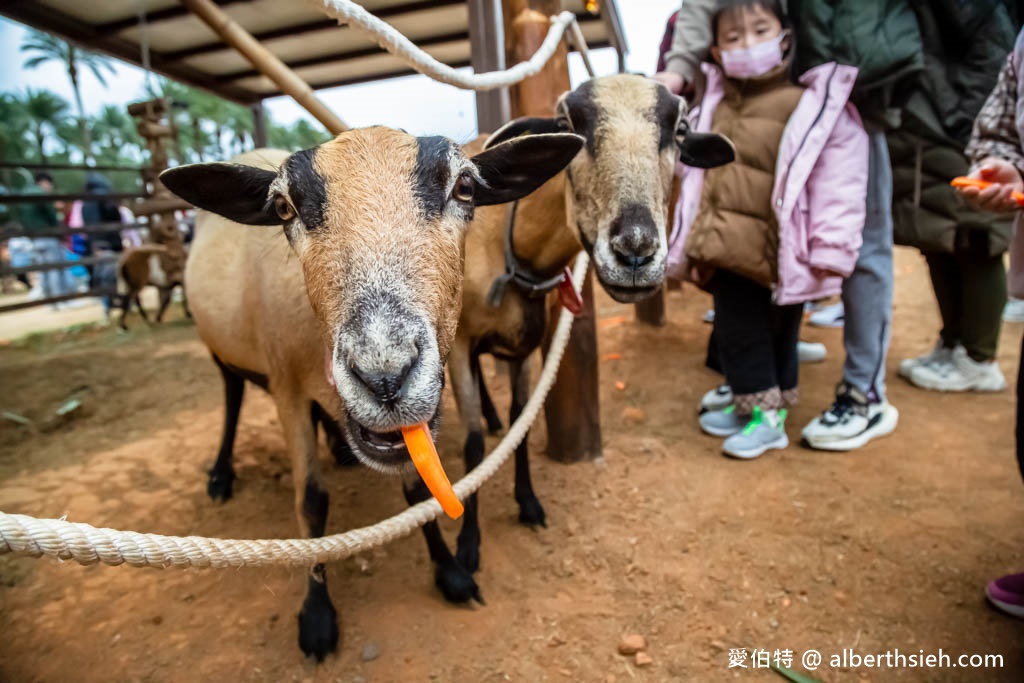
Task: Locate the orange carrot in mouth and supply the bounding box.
[401,423,464,519]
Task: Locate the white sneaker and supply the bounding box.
[808,301,844,328]
[908,346,1006,392]
[898,341,956,379]
[797,341,827,363]
[802,382,898,451]
[703,308,715,324]
[1004,298,1024,323]
[699,384,733,414]
[722,407,789,459]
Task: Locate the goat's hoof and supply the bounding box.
[435,562,484,605]
[298,588,339,662]
[455,539,480,574]
[206,468,235,502]
[517,496,547,528]
[485,417,503,435]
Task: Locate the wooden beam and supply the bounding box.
[162,0,466,62]
[96,0,248,34]
[179,0,348,134]
[213,31,470,83]
[502,0,602,463]
[251,101,268,148]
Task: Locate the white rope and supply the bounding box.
[0,254,590,569]
[309,0,577,91]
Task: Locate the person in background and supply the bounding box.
[890,1,1017,394]
[18,171,73,307]
[954,25,1024,621]
[667,0,868,460]
[76,172,125,317]
[657,0,922,452]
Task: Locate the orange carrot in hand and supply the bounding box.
[950,176,1024,205]
[401,423,464,519]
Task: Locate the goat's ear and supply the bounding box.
[160,163,279,225]
[675,119,736,169]
[483,116,565,150]
[471,133,584,206]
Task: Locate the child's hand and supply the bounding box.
[957,158,1024,212]
[652,71,685,95]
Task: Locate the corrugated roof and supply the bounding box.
[2,0,626,103]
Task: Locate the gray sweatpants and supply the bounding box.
[841,128,894,402]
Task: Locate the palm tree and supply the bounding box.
[20,88,70,162]
[20,29,116,161]
[0,93,31,162]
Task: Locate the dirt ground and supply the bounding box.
[1,247,1023,683]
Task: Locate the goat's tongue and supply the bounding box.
[401,423,463,519]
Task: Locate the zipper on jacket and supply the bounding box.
[771,63,838,305]
[775,63,838,211]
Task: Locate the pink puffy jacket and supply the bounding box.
[668,62,869,305]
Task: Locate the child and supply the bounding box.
[954,26,1024,619]
[667,0,868,459]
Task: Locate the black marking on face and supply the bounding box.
[284,148,328,231]
[414,136,453,219]
[563,84,601,156]
[653,86,681,150]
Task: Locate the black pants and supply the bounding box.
[712,269,803,403]
[925,249,1007,362]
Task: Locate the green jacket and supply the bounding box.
[889,0,1016,255]
[15,185,58,234]
[790,0,924,127]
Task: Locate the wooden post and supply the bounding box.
[469,0,510,133]
[180,0,347,135]
[251,100,268,149]
[503,0,602,462]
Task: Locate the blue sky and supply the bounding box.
[0,2,679,143]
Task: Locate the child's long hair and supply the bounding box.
[710,0,790,46]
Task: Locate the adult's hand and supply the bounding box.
[957,157,1024,213]
[651,71,685,95]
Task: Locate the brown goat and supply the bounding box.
[413,75,734,604]
[115,244,188,330]
[159,127,583,661]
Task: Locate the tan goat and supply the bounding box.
[159,127,583,661]
[115,244,188,330]
[413,75,735,604]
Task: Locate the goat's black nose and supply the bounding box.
[351,356,416,404]
[609,204,658,270]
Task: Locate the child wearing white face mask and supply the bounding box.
[667,0,869,459]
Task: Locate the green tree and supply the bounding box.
[92,105,143,160]
[20,88,70,163]
[20,29,116,161]
[0,93,31,162]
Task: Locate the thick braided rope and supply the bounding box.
[0,254,590,569]
[310,0,576,91]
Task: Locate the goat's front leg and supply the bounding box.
[451,340,485,574]
[403,469,482,604]
[278,393,338,661]
[472,353,503,434]
[155,286,173,322]
[510,357,545,527]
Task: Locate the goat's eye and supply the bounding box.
[452,175,475,204]
[555,116,571,132]
[274,195,296,221]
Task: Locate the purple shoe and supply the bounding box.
[986,572,1024,618]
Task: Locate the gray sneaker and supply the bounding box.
[898,341,956,379]
[722,407,789,459]
[699,405,745,437]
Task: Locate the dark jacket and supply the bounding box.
[889,0,1016,255]
[790,0,924,127]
